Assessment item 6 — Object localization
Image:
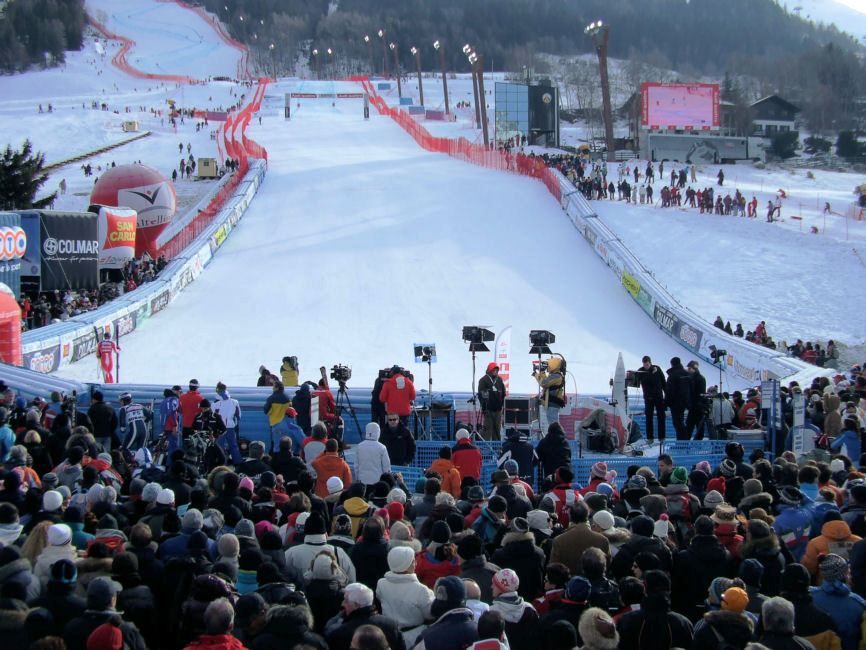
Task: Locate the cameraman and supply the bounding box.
[534,356,566,426]
[707,386,734,437]
[478,362,506,440]
[636,355,666,444]
[379,365,416,425]
[281,355,299,387]
[685,360,708,439]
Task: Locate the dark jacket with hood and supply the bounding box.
[492,530,545,601]
[497,430,538,481]
[64,610,148,650]
[379,421,416,466]
[740,535,786,597]
[250,605,327,650]
[611,533,673,579]
[413,607,478,650]
[324,605,405,650]
[691,609,755,649]
[535,427,571,479]
[665,363,692,409]
[616,593,694,650]
[672,534,732,621]
[459,556,500,604]
[30,578,87,629]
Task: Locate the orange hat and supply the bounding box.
[721,587,749,614]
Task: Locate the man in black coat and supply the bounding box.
[379,415,415,466]
[685,360,708,440]
[88,391,119,450]
[536,422,571,480]
[636,356,666,444]
[478,363,506,440]
[63,577,148,650]
[617,570,693,650]
[497,428,538,484]
[665,357,692,440]
[324,582,405,650]
[671,516,732,621]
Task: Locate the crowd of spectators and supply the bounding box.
[18,256,167,332]
[711,317,840,369]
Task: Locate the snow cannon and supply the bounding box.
[90,164,177,258]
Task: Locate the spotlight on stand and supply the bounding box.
[529,330,555,355]
[709,345,728,363]
[462,325,494,352]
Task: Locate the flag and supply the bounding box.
[494,326,512,394]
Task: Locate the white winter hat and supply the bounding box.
[47,524,71,546]
[365,422,380,439]
[456,428,470,440]
[386,488,406,505]
[831,459,846,473]
[527,510,553,536]
[142,483,161,503]
[387,546,416,573]
[156,488,175,505]
[42,490,63,513]
[326,477,344,494]
[592,510,615,532]
[654,517,670,538]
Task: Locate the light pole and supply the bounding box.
[433,40,449,115]
[389,42,402,98]
[378,29,388,77]
[327,47,333,79]
[312,48,319,80]
[463,44,481,129]
[269,42,276,80]
[364,35,373,75]
[410,46,423,106]
[585,20,616,163]
[465,45,489,147]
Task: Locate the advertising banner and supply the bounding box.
[0,212,26,298]
[23,342,61,373]
[17,211,41,277]
[39,211,99,291]
[653,303,678,335]
[494,326,512,394]
[641,82,720,130]
[94,205,137,269]
[70,330,98,363]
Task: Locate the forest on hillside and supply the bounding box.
[0,0,86,72]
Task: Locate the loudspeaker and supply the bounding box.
[504,397,531,425]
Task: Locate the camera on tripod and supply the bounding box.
[709,345,727,363]
[330,364,352,383]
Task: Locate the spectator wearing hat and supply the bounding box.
[614,475,650,521]
[617,570,693,650]
[33,523,77,587]
[545,467,583,527]
[63,576,147,650]
[470,494,507,554]
[112,553,157,648]
[249,602,324,649]
[303,551,347,634]
[29,557,85,629]
[590,510,629,557]
[379,412,415,466]
[610,515,671,580]
[759,596,822,650]
[662,466,701,543]
[451,429,482,482]
[161,460,192,508]
[773,486,814,561]
[499,458,533,500]
[312,439,352,499]
[350,518,390,591]
[414,575,478,650]
[488,568,539,650]
[776,563,841,648]
[536,421,571,480]
[740,477,774,516]
[122,524,164,595]
[741,519,786,597]
[739,558,769,617]
[0,543,40,603]
[427,446,462,498]
[235,441,269,478]
[712,504,744,558]
[159,509,216,562]
[376,546,434,645]
[802,517,861,578]
[497,428,538,486]
[811,554,866,650]
[577,606,619,650]
[415,521,460,589]
[671,515,731,621]
[354,423,391,490]
[477,362,506,440]
[551,501,610,576]
[582,462,618,498]
[541,574,591,637]
[325,582,404,650]
[492,517,545,601]
[285,512,356,585]
[76,540,115,592]
[691,586,754,648]
[270,436,306,484]
[457,533,500,603]
[139,486,177,540]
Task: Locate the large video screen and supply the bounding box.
[641,83,720,131]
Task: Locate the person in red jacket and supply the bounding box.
[378,366,416,421]
[313,379,337,426]
[179,379,203,436]
[452,429,482,482]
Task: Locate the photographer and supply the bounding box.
[478,362,506,440]
[280,355,299,387]
[707,387,734,435]
[378,366,416,424]
[534,356,566,426]
[685,360,708,439]
[636,355,666,444]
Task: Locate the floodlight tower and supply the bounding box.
[433,40,450,115]
[410,46,424,106]
[585,19,616,162]
[389,42,402,98]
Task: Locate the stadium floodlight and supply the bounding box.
[327,48,332,55]
[410,47,417,55]
[468,52,477,65]
[364,35,370,43]
[389,42,395,50]
[433,40,440,50]
[462,44,472,55]
[312,48,318,56]
[434,40,449,114]
[378,29,384,38]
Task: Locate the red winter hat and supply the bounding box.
[707,476,726,495]
[487,362,499,373]
[387,501,405,523]
[87,622,123,650]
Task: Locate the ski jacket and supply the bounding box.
[355,428,391,486]
[451,439,482,481]
[213,393,240,429]
[179,390,202,429]
[263,390,292,427]
[379,374,416,417]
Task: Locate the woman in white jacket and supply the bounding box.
[375,546,433,646]
[355,423,391,487]
[33,524,78,587]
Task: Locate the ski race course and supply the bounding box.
[58,79,687,394]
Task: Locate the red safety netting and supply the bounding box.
[157,80,269,260]
[359,79,562,202]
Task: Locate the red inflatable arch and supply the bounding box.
[0,284,22,366]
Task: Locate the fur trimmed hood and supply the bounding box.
[501,531,534,546]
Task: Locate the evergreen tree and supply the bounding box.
[0,140,57,210]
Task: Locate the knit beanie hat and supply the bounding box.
[719,459,737,478]
[50,558,78,584]
[142,482,161,503]
[239,476,255,493]
[467,485,485,502]
[218,533,240,559]
[654,514,670,538]
[547,620,579,648]
[565,576,592,602]
[182,509,204,531]
[503,460,519,476]
[592,510,615,531]
[493,568,520,594]
[704,490,725,509]
[631,515,654,537]
[386,501,405,524]
[488,495,507,515]
[386,488,406,505]
[578,608,618,646]
[389,520,411,541]
[326,477,344,494]
[743,478,763,497]
[86,622,123,650]
[431,575,466,617]
[430,520,451,545]
[43,490,63,512]
[387,546,416,573]
[695,460,712,475]
[670,467,688,485]
[304,512,326,536]
[721,587,749,613]
[778,485,804,505]
[47,524,71,546]
[707,577,734,605]
[707,476,726,495]
[333,514,353,537]
[591,462,608,479]
[235,518,256,538]
[739,558,765,586]
[819,554,849,582]
[156,488,174,505]
[782,563,811,594]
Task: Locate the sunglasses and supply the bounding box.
[387,417,399,422]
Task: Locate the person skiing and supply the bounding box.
[97,332,120,383]
[118,392,151,452]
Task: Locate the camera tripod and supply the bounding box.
[335,381,362,440]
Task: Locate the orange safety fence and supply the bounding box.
[359,79,561,202]
[157,79,269,261]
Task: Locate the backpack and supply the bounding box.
[667,493,694,542]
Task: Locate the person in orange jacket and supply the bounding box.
[179,379,203,435]
[312,439,353,498]
[427,446,462,498]
[379,366,416,420]
[802,517,861,578]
